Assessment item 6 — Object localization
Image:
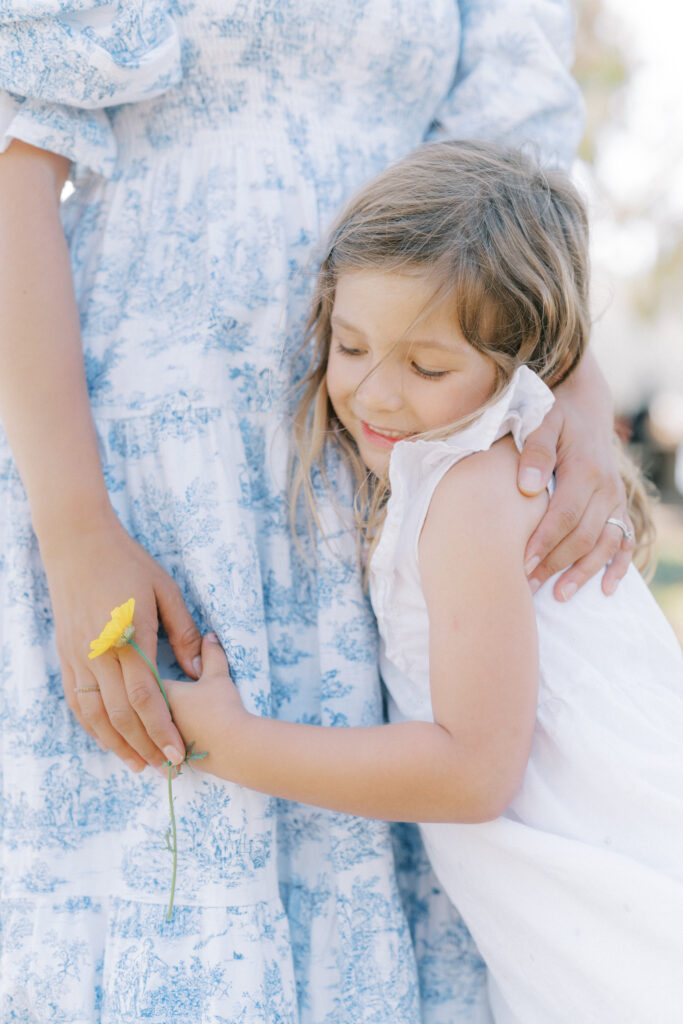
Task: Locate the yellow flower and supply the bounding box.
[88,598,136,659]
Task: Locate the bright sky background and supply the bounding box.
[589,0,683,275]
[584,0,683,409]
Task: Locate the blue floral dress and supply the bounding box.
[0,2,582,1021]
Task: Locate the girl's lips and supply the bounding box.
[360,421,410,448]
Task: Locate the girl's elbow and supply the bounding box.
[465,787,515,824]
[448,759,527,823]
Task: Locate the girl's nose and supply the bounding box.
[355,363,403,411]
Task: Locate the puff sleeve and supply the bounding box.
[0,0,181,176]
[427,0,584,169]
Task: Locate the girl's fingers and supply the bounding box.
[199,632,231,677]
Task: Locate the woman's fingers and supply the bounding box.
[527,499,635,600]
[73,658,147,770]
[602,532,638,598]
[546,517,630,601]
[157,576,202,678]
[61,661,102,744]
[117,630,185,765]
[517,407,562,497]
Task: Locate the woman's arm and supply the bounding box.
[428,0,584,168]
[430,2,631,594]
[517,353,633,598]
[0,139,198,769]
[168,441,543,823]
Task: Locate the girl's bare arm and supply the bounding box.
[167,442,542,822]
[0,139,199,769]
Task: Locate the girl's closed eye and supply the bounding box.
[411,361,449,380]
[333,337,366,357]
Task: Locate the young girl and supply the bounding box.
[167,141,683,1022]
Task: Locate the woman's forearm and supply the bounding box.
[0,141,115,547]
[555,350,614,433]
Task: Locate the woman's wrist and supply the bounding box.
[554,351,613,432]
[34,493,120,560]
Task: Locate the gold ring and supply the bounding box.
[74,685,101,694]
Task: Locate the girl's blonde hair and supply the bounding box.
[292,140,655,572]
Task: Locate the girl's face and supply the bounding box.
[326,269,497,476]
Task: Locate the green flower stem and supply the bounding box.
[127,638,177,921]
[165,763,178,922]
[129,640,171,710]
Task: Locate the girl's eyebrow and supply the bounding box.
[406,339,462,353]
[330,314,366,337]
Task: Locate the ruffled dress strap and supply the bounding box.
[370,366,554,690]
[0,0,181,175]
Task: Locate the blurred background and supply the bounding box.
[573,0,683,640]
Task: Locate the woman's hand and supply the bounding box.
[41,513,202,772]
[518,355,635,600]
[0,141,203,770]
[165,633,246,778]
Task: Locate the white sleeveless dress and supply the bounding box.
[370,367,683,1024]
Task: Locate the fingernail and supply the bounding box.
[524,555,540,576]
[156,765,170,778]
[528,578,541,595]
[126,759,144,774]
[205,632,219,644]
[519,468,543,493]
[192,655,202,677]
[603,578,617,596]
[560,582,577,601]
[163,745,184,765]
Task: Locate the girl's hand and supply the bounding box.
[165,634,246,775]
[40,514,201,773]
[517,357,634,600]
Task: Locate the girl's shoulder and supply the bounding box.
[420,435,547,571]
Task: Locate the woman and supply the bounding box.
[0,2,631,1021]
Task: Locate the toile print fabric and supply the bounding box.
[371,367,683,1023]
[0,2,582,1021]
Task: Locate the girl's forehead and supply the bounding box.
[333,268,450,320]
[331,268,472,356]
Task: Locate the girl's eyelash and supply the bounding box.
[335,340,365,356]
[412,362,448,380]
[333,339,447,378]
